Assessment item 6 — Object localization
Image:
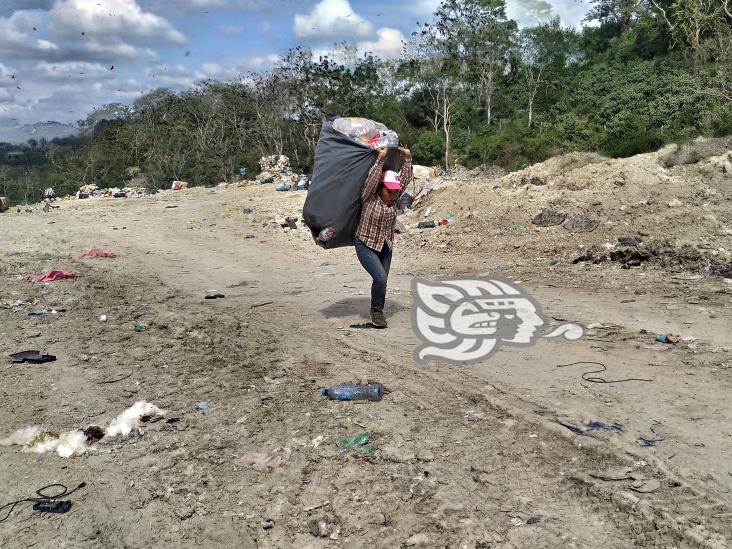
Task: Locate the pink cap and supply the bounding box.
[380,170,401,190]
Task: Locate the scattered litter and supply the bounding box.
[346,417,366,429]
[204,292,225,299]
[26,270,77,283]
[590,467,633,481]
[399,271,424,277]
[0,426,88,457]
[105,401,164,437]
[708,263,732,278]
[0,482,86,523]
[195,401,213,411]
[32,500,72,514]
[238,448,290,471]
[349,322,379,329]
[320,384,382,401]
[556,361,653,383]
[27,309,45,316]
[98,371,133,384]
[630,479,661,493]
[656,334,680,344]
[639,343,671,352]
[526,516,541,525]
[250,301,273,309]
[133,321,147,332]
[99,315,107,322]
[9,351,56,364]
[83,426,105,442]
[639,436,664,447]
[320,261,331,267]
[69,248,116,259]
[585,420,624,432]
[336,432,376,454]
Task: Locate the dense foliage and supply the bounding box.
[1,0,730,205]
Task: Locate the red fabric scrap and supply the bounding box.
[70,248,117,259]
[26,270,77,283]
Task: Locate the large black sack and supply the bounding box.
[303,118,401,249]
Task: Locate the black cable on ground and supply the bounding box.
[556,361,653,383]
[0,482,85,522]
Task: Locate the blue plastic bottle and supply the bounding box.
[320,384,382,401]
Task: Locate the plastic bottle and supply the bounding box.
[320,384,383,401]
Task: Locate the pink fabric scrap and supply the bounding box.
[26,270,78,283]
[70,248,117,259]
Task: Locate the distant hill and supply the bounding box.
[0,121,78,145]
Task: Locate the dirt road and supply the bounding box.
[1,186,730,548]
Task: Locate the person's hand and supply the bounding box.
[398,147,411,158]
[377,147,388,160]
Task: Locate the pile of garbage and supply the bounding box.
[256,155,297,185]
[74,183,149,199]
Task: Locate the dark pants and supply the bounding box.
[355,238,392,311]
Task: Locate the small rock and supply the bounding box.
[630,479,661,493]
[668,199,683,208]
[405,533,430,546]
[176,507,195,520]
[261,519,274,530]
[308,519,330,537]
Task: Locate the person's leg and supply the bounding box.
[374,242,393,310]
[355,238,388,326]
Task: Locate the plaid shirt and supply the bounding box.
[355,156,412,252]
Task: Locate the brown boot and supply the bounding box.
[370,307,387,328]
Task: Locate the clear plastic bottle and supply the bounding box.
[320,384,382,401]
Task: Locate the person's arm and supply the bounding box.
[361,149,387,202]
[398,148,412,197]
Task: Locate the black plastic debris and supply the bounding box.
[531,208,566,227]
[9,351,56,364]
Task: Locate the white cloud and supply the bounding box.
[260,21,272,32]
[241,53,280,70]
[294,0,374,40]
[357,27,405,61]
[49,0,187,45]
[35,61,115,80]
[0,12,62,60]
[545,0,591,28]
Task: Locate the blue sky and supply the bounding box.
[0,0,592,126]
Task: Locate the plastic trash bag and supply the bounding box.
[303,117,401,249]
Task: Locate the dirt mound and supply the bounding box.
[402,138,732,276]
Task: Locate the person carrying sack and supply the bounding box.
[355,146,412,328]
